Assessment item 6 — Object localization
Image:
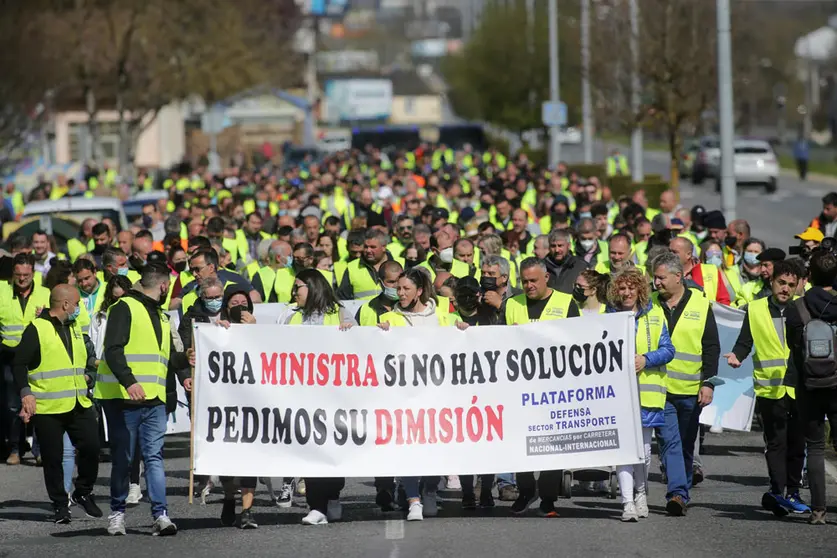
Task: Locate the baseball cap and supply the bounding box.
[795,227,824,243]
[669,218,685,230]
[455,276,481,296]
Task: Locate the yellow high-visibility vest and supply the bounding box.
[0,285,51,348]
[636,306,667,409]
[748,297,793,400]
[654,292,709,396]
[27,318,92,414]
[505,290,573,324]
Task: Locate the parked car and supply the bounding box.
[713,139,778,193]
[691,136,720,185]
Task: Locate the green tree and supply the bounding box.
[442,0,581,142]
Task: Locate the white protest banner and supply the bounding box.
[699,303,757,432]
[192,313,644,478]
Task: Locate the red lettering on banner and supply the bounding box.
[279,353,288,385]
[346,354,360,386]
[393,409,405,445]
[306,353,316,385]
[363,355,378,386]
[332,353,345,386]
[316,354,329,386]
[426,408,438,443]
[438,408,453,443]
[289,353,304,385]
[261,353,278,385]
[375,409,393,445]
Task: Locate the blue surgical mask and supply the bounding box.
[68,305,80,322]
[257,200,268,209]
[204,298,223,313]
[383,286,399,301]
[579,212,592,219]
[705,253,723,267]
[117,267,129,276]
[743,252,760,267]
[285,256,294,269]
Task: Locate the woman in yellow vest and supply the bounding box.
[700,240,740,303]
[376,267,453,521]
[573,270,609,315]
[276,269,353,525]
[607,268,675,522]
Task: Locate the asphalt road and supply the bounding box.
[1,430,836,558]
[562,142,837,250]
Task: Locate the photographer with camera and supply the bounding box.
[790,227,824,265]
[784,247,837,525]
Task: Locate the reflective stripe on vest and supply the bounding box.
[0,285,51,347]
[504,291,573,324]
[347,259,382,300]
[658,292,709,396]
[94,297,171,401]
[635,306,666,409]
[748,297,792,400]
[28,319,91,414]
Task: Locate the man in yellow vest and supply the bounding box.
[73,259,103,317]
[1,253,51,464]
[651,252,720,516]
[670,236,732,305]
[606,148,630,177]
[355,260,403,326]
[67,218,97,263]
[15,285,102,523]
[95,264,193,536]
[336,229,398,301]
[505,258,580,518]
[725,260,810,516]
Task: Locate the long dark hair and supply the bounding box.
[101,275,133,314]
[295,268,341,317]
[318,233,340,262]
[401,266,435,306]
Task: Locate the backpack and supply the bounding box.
[794,298,837,389]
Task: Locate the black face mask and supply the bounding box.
[572,285,588,303]
[93,243,107,254]
[457,294,480,312]
[172,261,187,273]
[129,254,146,271]
[405,259,420,269]
[480,276,499,291]
[724,235,737,248]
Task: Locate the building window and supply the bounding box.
[404,97,415,115]
[69,121,121,162]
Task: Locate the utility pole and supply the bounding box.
[581,0,593,163]
[548,0,561,168]
[304,17,319,146]
[629,0,643,182]
[717,0,736,219]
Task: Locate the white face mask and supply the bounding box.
[579,239,596,252]
[439,247,454,264]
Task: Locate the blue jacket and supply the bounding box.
[608,302,676,427]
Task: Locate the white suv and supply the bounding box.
[713,139,779,193]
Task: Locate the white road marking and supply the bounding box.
[385,519,405,540]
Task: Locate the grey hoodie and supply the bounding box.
[395,299,439,327]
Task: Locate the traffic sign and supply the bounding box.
[542,101,567,127]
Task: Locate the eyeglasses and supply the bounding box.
[191,265,206,274]
[202,295,223,302]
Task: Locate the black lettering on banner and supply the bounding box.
[521,349,536,380]
[383,354,397,386]
[593,341,607,373]
[413,354,430,386]
[294,409,311,444]
[506,350,519,381]
[582,343,592,375]
[260,408,272,443]
[272,408,293,444]
[313,409,327,445]
[208,352,220,383]
[569,345,583,376]
[469,353,486,384]
[607,331,624,372]
[223,406,239,442]
[484,350,500,383]
[222,352,237,384]
[240,353,256,385]
[537,347,550,380]
[334,409,348,446]
[241,407,259,443]
[550,346,567,378]
[351,409,368,445]
[207,406,221,441]
[451,353,466,385]
[430,354,445,386]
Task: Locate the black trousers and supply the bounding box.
[796,158,808,180]
[758,395,805,495]
[305,477,345,514]
[32,403,100,509]
[129,437,141,484]
[797,386,837,511]
[516,470,560,503]
[461,474,495,498]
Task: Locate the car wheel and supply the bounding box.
[765,178,777,194]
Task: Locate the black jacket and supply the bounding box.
[104,289,190,407]
[544,255,588,295]
[785,287,837,389]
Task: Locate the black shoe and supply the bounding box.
[396,485,408,511]
[376,489,395,512]
[760,492,789,518]
[510,494,538,515]
[692,466,704,486]
[221,498,236,527]
[72,493,102,518]
[538,500,559,518]
[461,493,477,510]
[239,508,258,529]
[666,495,687,516]
[479,494,496,508]
[53,506,71,524]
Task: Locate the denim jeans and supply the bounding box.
[496,473,515,488]
[668,395,702,489]
[658,397,690,501]
[63,432,75,494]
[103,402,168,518]
[401,476,440,500]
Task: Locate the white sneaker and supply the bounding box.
[326,500,342,522]
[422,489,438,517]
[446,476,461,490]
[710,425,724,434]
[301,509,328,525]
[407,501,424,521]
[126,483,142,505]
[621,502,639,522]
[152,512,177,536]
[107,511,126,536]
[635,493,649,518]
